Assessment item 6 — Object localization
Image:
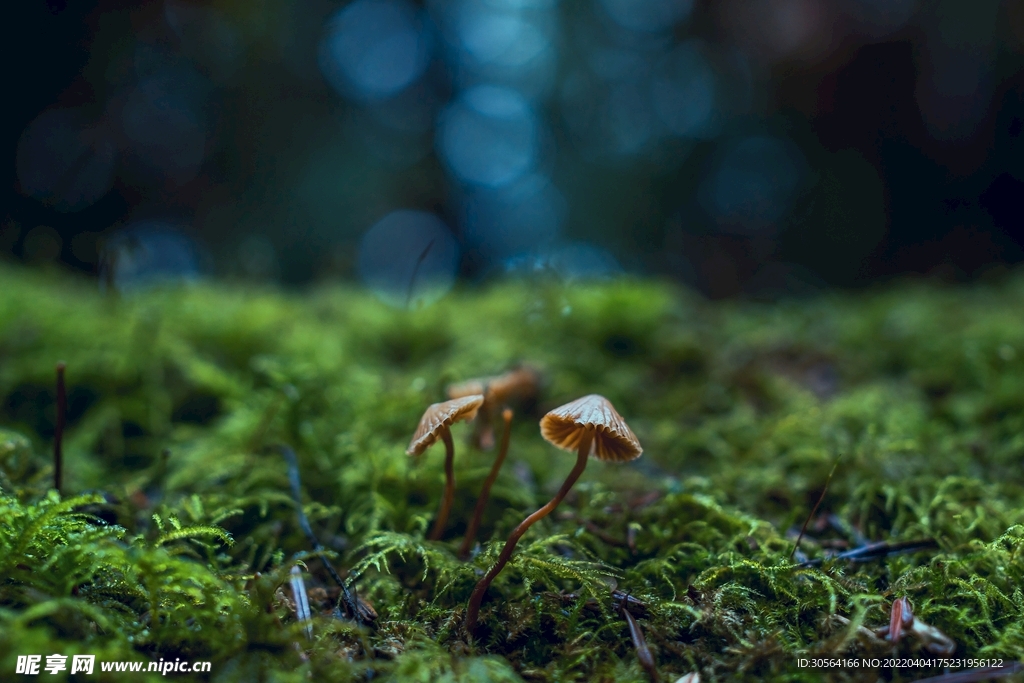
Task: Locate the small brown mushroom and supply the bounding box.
[458,407,514,559]
[448,365,540,449]
[465,394,641,633]
[407,395,485,541]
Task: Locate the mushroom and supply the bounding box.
[458,407,514,559]
[448,365,540,449]
[465,394,642,633]
[407,394,485,541]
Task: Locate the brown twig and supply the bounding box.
[54,362,67,495]
[790,455,840,561]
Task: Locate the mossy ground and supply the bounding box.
[1,265,1023,682]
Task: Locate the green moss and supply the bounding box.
[1,265,1024,681]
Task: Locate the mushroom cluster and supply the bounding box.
[406,384,642,635]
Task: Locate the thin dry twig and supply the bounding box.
[790,455,840,561]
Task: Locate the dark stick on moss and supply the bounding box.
[795,538,938,568]
[459,408,513,559]
[789,455,840,561]
[53,362,67,495]
[280,445,364,625]
[619,597,659,683]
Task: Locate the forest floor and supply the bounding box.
[1,265,1023,682]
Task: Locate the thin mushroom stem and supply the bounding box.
[428,429,456,541]
[459,408,513,559]
[465,432,593,634]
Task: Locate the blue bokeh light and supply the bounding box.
[561,67,668,160]
[319,0,432,103]
[100,222,202,293]
[606,81,655,155]
[348,83,440,167]
[651,42,717,138]
[437,85,538,187]
[122,60,208,185]
[429,0,558,96]
[357,210,460,308]
[598,0,693,33]
[461,173,566,261]
[700,135,806,234]
[16,109,116,213]
[587,45,654,82]
[504,241,622,281]
[455,6,549,70]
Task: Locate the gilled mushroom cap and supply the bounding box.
[540,394,642,462]
[407,395,485,456]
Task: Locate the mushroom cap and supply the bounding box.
[447,365,540,406]
[485,365,540,405]
[447,379,486,400]
[407,395,485,455]
[539,394,642,462]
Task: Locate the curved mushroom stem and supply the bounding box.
[459,409,513,559]
[465,432,593,634]
[428,429,456,541]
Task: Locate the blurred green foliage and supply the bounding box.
[1,265,1023,681]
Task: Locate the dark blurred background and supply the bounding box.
[3,0,1023,301]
